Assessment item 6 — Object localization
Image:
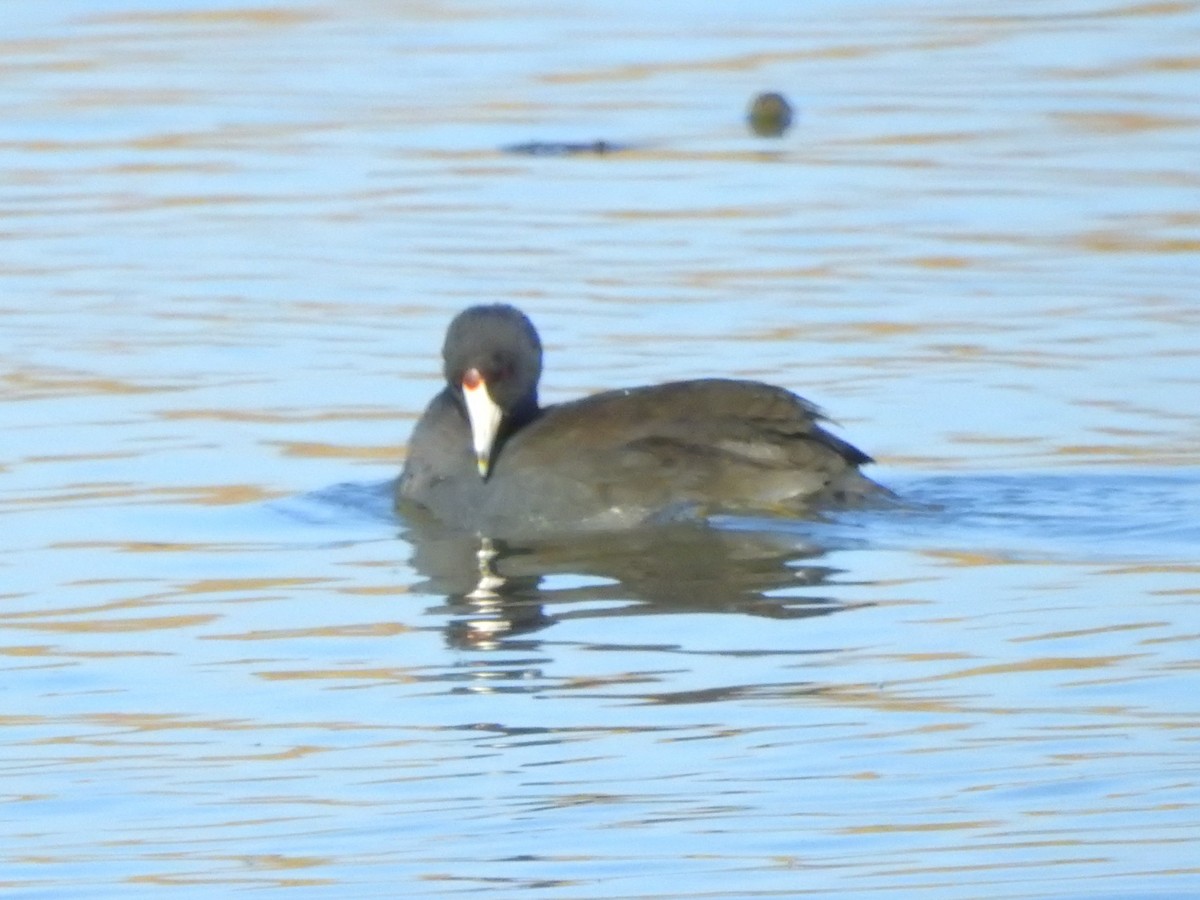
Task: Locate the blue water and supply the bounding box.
[2,0,1199,897]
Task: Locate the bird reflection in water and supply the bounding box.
[451,536,554,650]
[401,511,862,652]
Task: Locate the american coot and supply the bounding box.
[397,304,884,535]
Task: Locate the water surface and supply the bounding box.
[2,1,1199,897]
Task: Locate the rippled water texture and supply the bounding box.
[2,1,1199,897]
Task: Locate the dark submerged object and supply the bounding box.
[503,93,796,158]
[397,305,883,536]
[502,139,628,156]
[747,91,794,137]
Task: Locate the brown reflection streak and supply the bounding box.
[947,3,1192,23]
[52,541,266,553]
[1012,623,1166,643]
[1099,1,1192,16]
[751,321,929,341]
[161,407,400,423]
[100,192,277,209]
[127,876,334,889]
[1052,452,1199,468]
[1076,398,1199,422]
[233,854,329,871]
[603,206,792,222]
[207,623,412,641]
[1141,631,1200,644]
[60,91,202,110]
[1054,111,1197,133]
[1145,55,1200,71]
[268,440,399,462]
[806,667,1142,724]
[813,686,968,715]
[679,267,852,287]
[908,256,971,269]
[1077,233,1200,254]
[4,614,216,633]
[950,435,1043,445]
[925,550,1024,567]
[2,595,149,621]
[868,857,1112,880]
[256,668,416,683]
[0,644,168,659]
[1,577,328,631]
[539,46,891,84]
[0,715,45,727]
[24,451,138,464]
[83,713,269,732]
[0,645,57,657]
[926,656,1140,682]
[1055,443,1184,458]
[1056,52,1200,82]
[1100,563,1200,576]
[2,371,177,399]
[131,854,336,889]
[561,673,661,691]
[865,131,984,146]
[842,819,1001,835]
[11,484,286,508]
[101,162,233,175]
[80,9,322,26]
[211,747,327,763]
[181,577,330,596]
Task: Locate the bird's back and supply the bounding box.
[400,378,882,536]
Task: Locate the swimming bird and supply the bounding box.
[397,304,883,535]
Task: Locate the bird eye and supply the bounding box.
[491,357,514,382]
